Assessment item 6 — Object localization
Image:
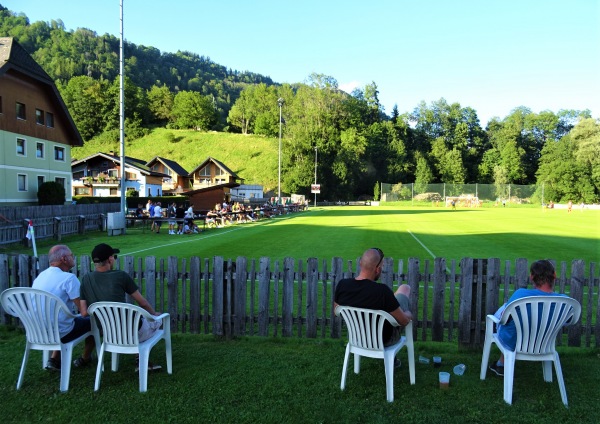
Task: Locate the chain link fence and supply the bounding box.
[380,183,538,205]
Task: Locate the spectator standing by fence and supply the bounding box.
[153,202,163,234]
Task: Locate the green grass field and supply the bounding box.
[4,205,599,268]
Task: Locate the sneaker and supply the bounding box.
[73,356,92,368]
[489,362,504,377]
[45,357,61,371]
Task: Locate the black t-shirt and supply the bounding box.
[334,278,400,342]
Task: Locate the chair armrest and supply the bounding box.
[487,314,500,326]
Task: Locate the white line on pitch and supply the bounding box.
[407,229,436,259]
[407,230,452,273]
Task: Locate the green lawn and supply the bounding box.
[4,205,598,269]
[0,327,598,424]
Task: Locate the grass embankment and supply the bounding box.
[71,128,279,192]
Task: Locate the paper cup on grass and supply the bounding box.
[453,364,466,376]
[439,372,450,389]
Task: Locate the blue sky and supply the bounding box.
[3,0,599,126]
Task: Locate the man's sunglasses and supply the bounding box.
[372,247,384,267]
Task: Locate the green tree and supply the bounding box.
[171,90,218,130]
[147,84,174,124]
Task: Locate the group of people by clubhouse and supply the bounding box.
[132,199,304,233]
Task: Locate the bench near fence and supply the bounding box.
[1,255,598,349]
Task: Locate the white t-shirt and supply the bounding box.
[153,206,163,217]
[184,207,194,218]
[31,266,81,337]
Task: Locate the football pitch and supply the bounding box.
[10,205,600,269]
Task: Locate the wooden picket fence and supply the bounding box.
[1,254,598,349]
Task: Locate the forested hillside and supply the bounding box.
[1,4,598,203]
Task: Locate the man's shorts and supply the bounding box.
[61,316,91,343]
[384,293,411,346]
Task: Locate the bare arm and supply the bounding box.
[131,290,159,315]
[79,299,89,317]
[390,307,412,326]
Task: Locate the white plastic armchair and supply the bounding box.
[335,305,415,402]
[0,287,92,392]
[479,295,581,406]
[88,301,172,392]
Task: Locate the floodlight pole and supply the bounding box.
[277,98,284,202]
[314,146,317,207]
[119,0,126,216]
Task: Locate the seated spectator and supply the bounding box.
[135,204,145,218]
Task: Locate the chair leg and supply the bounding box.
[553,355,569,407]
[164,334,173,374]
[59,345,74,392]
[138,351,150,392]
[94,345,106,391]
[384,353,395,402]
[340,344,350,390]
[16,345,31,390]
[480,339,493,380]
[407,340,416,385]
[542,360,553,382]
[353,353,361,374]
[503,355,516,405]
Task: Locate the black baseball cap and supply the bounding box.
[91,243,120,263]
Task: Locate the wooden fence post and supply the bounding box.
[458,257,473,347]
[330,257,343,339]
[432,257,446,342]
[53,217,62,241]
[189,256,201,334]
[306,258,318,338]
[569,259,585,347]
[281,257,294,337]
[407,258,420,340]
[212,256,224,336]
[257,257,270,337]
[78,215,86,235]
[234,256,248,336]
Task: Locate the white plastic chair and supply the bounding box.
[335,306,415,402]
[479,295,581,406]
[88,301,172,392]
[0,287,92,392]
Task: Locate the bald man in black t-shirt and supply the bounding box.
[334,248,412,345]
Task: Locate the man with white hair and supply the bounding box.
[32,244,94,370]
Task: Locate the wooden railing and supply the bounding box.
[0,204,121,245]
[1,254,598,349]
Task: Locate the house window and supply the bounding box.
[37,176,45,189]
[216,167,226,176]
[18,174,27,191]
[55,177,65,188]
[16,138,26,156]
[16,102,26,120]
[36,109,44,125]
[126,172,136,180]
[110,188,118,196]
[75,187,91,195]
[46,112,54,128]
[36,142,45,159]
[199,165,211,176]
[54,146,65,161]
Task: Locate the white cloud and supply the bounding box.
[338,80,362,94]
